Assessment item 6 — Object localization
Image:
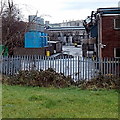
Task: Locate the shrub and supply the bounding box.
[75,74,120,90]
[2,68,73,88]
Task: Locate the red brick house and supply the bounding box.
[83,7,120,58]
[97,8,120,58]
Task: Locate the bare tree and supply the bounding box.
[0,0,6,45]
[1,0,27,55]
[1,0,50,55]
[0,0,6,15]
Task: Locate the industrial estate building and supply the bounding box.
[2,2,119,59]
[14,15,54,56]
[45,20,87,45]
[83,7,120,58]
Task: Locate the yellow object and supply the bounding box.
[74,43,77,47]
[46,51,50,56]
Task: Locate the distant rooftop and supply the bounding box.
[47,26,85,31]
[97,7,120,14]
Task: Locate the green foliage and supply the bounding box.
[2,68,72,88]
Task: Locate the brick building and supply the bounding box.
[83,7,120,58]
[97,8,120,58]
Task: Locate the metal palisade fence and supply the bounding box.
[0,55,120,80]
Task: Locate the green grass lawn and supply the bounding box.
[2,84,119,118]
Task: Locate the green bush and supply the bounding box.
[2,68,72,88]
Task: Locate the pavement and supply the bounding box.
[62,45,82,57]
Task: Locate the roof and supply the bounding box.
[97,7,120,14]
[47,26,85,31]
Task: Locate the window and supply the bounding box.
[114,18,120,29]
[114,48,120,58]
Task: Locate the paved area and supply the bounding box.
[62,45,82,57]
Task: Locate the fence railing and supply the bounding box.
[0,55,120,80]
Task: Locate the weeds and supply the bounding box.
[2,68,72,88]
[75,74,120,90]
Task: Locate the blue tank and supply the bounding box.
[39,32,42,47]
[43,33,46,47]
[44,33,48,46]
[25,31,43,48]
[41,32,44,47]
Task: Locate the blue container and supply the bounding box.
[43,33,46,47]
[39,32,43,47]
[41,32,44,47]
[44,33,48,46]
[25,31,43,48]
[45,33,48,46]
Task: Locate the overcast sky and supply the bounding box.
[14,0,120,23]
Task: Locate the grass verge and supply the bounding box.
[2,84,119,118]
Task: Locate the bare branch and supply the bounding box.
[0,0,6,15]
